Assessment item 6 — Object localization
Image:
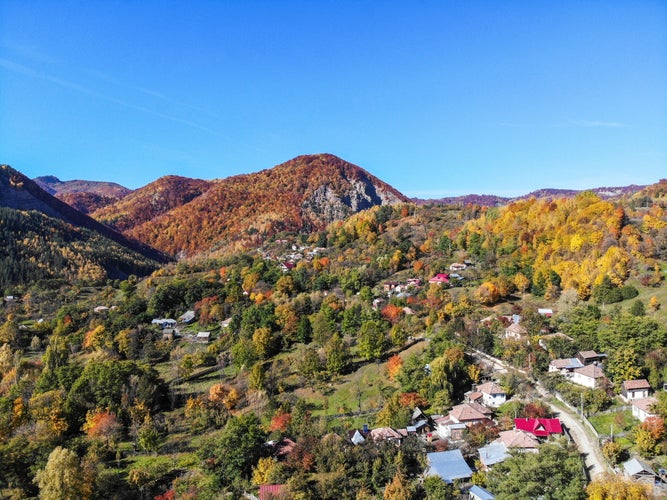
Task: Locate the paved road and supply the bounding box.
[471,349,611,480]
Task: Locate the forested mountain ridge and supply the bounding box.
[34,175,132,214]
[0,165,171,279]
[92,176,212,232]
[102,154,408,258]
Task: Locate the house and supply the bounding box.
[478,429,539,470]
[465,391,484,405]
[632,397,658,423]
[623,457,658,484]
[383,282,399,293]
[220,317,233,329]
[449,262,467,271]
[576,350,606,366]
[152,318,177,329]
[428,273,450,285]
[514,418,563,438]
[538,308,553,317]
[433,416,467,441]
[469,485,495,500]
[621,379,651,402]
[93,305,109,313]
[504,322,528,340]
[179,310,196,324]
[448,402,493,425]
[369,427,403,444]
[571,364,609,389]
[161,329,176,341]
[406,278,422,287]
[195,331,211,343]
[279,262,295,273]
[425,449,473,483]
[349,425,370,445]
[548,357,584,376]
[475,382,507,408]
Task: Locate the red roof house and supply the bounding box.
[428,273,450,285]
[514,418,563,437]
[259,484,286,500]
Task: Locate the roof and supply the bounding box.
[179,310,196,322]
[578,350,600,359]
[632,397,658,413]
[550,358,584,370]
[496,429,540,449]
[449,402,493,423]
[514,418,563,437]
[426,449,473,483]
[370,427,403,441]
[259,484,286,500]
[623,458,656,477]
[476,382,506,396]
[429,273,450,283]
[478,441,509,467]
[574,364,606,379]
[623,379,651,391]
[505,323,528,336]
[348,429,368,445]
[469,485,496,500]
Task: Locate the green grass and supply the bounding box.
[588,409,636,436]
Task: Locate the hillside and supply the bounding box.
[34,175,131,213]
[92,175,212,232]
[99,154,408,257]
[0,165,170,269]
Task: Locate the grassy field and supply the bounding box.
[588,408,636,437]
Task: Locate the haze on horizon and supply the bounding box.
[0,1,665,198]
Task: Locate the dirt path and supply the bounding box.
[538,386,611,480]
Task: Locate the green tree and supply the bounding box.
[487,441,585,500]
[325,333,349,376]
[33,447,86,500]
[199,413,267,486]
[358,320,386,361]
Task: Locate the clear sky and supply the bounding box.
[1,1,665,198]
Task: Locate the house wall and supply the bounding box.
[571,372,596,389]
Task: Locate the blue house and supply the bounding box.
[426,449,473,483]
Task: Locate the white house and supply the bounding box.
[571,364,608,389]
[504,322,528,340]
[475,382,507,408]
[632,397,658,423]
[621,379,651,402]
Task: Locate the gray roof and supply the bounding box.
[469,485,496,500]
[478,441,509,467]
[623,458,656,477]
[426,449,473,483]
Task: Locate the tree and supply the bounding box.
[33,447,86,500]
[422,475,453,500]
[387,355,404,381]
[383,469,411,500]
[82,409,123,446]
[487,441,585,500]
[586,473,652,500]
[476,282,500,305]
[199,413,267,486]
[358,320,386,361]
[629,299,645,317]
[325,333,349,376]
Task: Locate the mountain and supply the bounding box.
[34,175,131,213]
[413,185,647,206]
[92,176,213,232]
[0,165,170,275]
[97,154,409,258]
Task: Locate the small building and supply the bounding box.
[448,402,493,425]
[621,379,651,402]
[514,418,563,438]
[349,427,369,445]
[426,449,473,483]
[623,457,658,484]
[449,262,467,271]
[537,308,553,317]
[152,318,177,329]
[369,427,403,444]
[279,262,295,273]
[195,331,211,343]
[383,282,399,292]
[548,357,584,375]
[478,441,509,469]
[259,484,287,500]
[93,305,110,313]
[475,381,507,408]
[429,273,450,285]
[576,350,606,366]
[179,310,196,324]
[571,364,608,389]
[161,329,176,341]
[433,416,467,441]
[504,322,528,340]
[632,397,658,423]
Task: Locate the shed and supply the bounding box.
[623,457,657,483]
[469,485,496,500]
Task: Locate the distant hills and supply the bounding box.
[34,175,131,214]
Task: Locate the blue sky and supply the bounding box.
[1,1,665,197]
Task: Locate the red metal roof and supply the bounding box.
[514,418,563,437]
